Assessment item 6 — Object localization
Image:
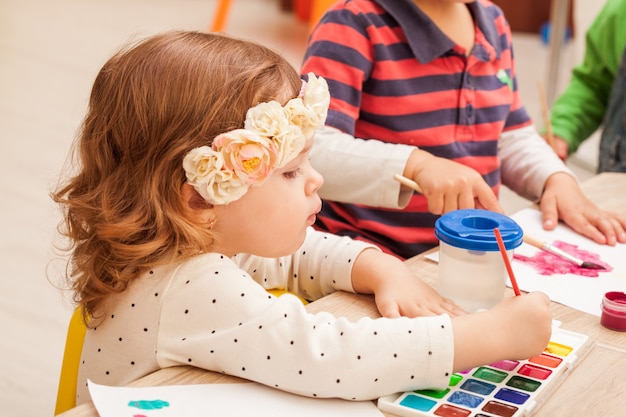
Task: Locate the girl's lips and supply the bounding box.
[307,206,321,224]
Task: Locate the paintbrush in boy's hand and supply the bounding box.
[393,174,423,193]
[523,235,605,270]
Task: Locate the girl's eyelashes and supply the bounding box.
[280,148,312,179]
[283,168,303,179]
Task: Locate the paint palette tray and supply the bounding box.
[377,323,589,417]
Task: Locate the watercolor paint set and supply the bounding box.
[377,323,589,417]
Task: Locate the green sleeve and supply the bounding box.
[550,0,626,153]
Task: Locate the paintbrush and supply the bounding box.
[523,234,605,270]
[393,174,423,193]
[494,227,521,296]
[538,81,558,153]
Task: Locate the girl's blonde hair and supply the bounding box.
[52,31,302,324]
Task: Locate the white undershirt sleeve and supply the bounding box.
[499,125,576,201]
[311,126,416,208]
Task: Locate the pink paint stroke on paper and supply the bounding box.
[514,240,612,277]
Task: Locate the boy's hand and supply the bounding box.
[540,173,626,245]
[405,150,503,215]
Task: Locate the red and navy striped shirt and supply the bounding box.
[301,0,533,258]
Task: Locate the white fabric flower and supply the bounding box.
[182,146,219,183]
[273,124,306,168]
[183,146,249,205]
[244,101,289,139]
[202,166,249,205]
[302,72,330,125]
[284,98,317,141]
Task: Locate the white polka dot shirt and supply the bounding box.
[76,228,453,405]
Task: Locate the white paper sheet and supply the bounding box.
[88,380,384,417]
[509,208,626,317]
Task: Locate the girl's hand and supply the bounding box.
[540,173,626,245]
[351,248,465,319]
[486,292,553,360]
[451,291,552,372]
[374,271,466,318]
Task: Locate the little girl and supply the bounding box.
[52,31,552,406]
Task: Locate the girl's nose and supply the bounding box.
[308,166,324,195]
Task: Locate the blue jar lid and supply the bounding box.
[434,209,523,251]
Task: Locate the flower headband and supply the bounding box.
[183,73,330,205]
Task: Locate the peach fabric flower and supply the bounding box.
[214,129,277,184]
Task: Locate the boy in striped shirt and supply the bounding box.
[302,0,626,259]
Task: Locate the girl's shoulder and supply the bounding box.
[148,252,244,291]
[160,252,257,296]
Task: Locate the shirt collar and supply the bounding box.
[375,0,502,63]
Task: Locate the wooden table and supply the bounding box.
[58,173,626,417]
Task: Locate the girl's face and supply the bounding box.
[211,138,323,257]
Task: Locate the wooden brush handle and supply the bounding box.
[523,234,546,250]
[523,234,583,266]
[393,174,423,194]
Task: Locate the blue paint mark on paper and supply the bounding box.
[128,399,170,410]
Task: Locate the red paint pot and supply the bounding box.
[600,291,626,331]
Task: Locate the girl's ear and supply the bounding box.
[180,182,215,224]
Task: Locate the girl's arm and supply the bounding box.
[350,247,553,372]
[349,246,553,371]
[235,228,376,301]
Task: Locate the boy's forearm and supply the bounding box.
[499,126,574,201]
[311,126,415,208]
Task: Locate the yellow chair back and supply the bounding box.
[54,308,87,415]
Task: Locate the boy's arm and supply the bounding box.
[312,125,502,215]
[500,126,626,245]
[311,126,415,208]
[499,125,574,201]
